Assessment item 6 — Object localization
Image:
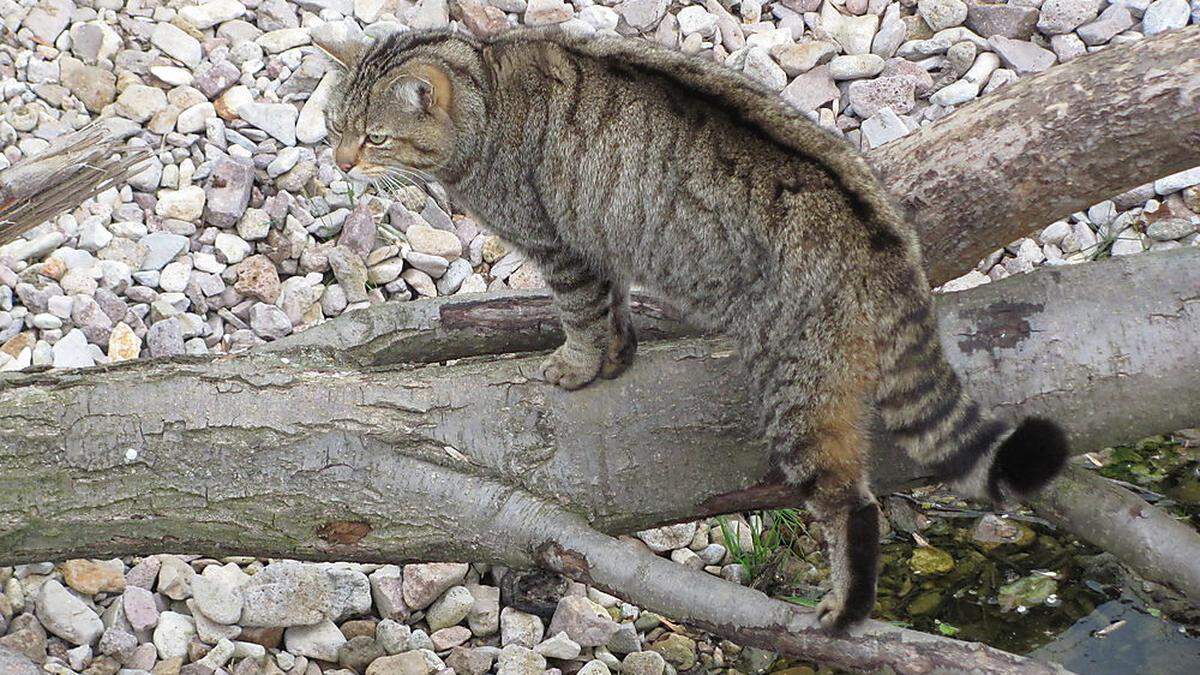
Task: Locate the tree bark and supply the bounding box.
[1,250,1197,565]
[0,121,149,246]
[869,26,1200,284]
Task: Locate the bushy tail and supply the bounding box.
[873,288,1068,503]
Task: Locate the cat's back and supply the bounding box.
[481,28,914,256]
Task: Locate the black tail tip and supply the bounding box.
[990,417,1069,498]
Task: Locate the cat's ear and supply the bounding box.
[386,64,453,115]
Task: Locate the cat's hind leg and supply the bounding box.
[599,280,637,380]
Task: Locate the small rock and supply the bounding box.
[1142,0,1191,34]
[781,65,840,112]
[467,584,500,636]
[1147,218,1196,241]
[988,35,1057,74]
[338,635,384,673]
[1038,0,1104,34]
[649,634,696,671]
[239,102,299,145]
[152,22,203,67]
[497,644,546,675]
[204,157,255,228]
[622,651,666,675]
[285,620,346,662]
[180,0,247,29]
[250,303,293,340]
[122,586,160,633]
[847,76,916,117]
[426,586,474,632]
[578,660,612,675]
[153,612,196,660]
[193,563,249,626]
[500,607,544,648]
[61,559,126,595]
[146,318,185,358]
[829,53,885,80]
[918,0,968,31]
[535,632,582,660]
[446,646,497,675]
[821,2,879,54]
[431,625,473,650]
[376,618,412,654]
[547,596,620,648]
[36,580,104,646]
[370,566,410,622]
[910,546,955,575]
[366,651,432,675]
[52,329,95,369]
[402,563,469,611]
[215,233,252,264]
[635,523,698,552]
[156,186,207,223]
[234,255,282,303]
[406,224,462,260]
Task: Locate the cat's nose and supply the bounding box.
[337,160,353,172]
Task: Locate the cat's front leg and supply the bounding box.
[536,252,636,390]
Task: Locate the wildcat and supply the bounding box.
[320,27,1069,630]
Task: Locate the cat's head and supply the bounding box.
[319,31,482,183]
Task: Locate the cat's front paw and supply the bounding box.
[541,343,603,391]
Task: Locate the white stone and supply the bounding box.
[238,102,299,146]
[180,0,248,29]
[860,108,910,149]
[1154,166,1200,195]
[35,580,104,645]
[930,79,979,106]
[156,186,207,222]
[677,6,717,36]
[940,270,990,293]
[1141,0,1189,34]
[153,611,197,660]
[177,102,216,135]
[829,53,885,80]
[152,22,203,67]
[52,329,95,369]
[284,619,346,662]
[215,233,252,264]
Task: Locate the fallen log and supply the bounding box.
[5,251,1195,673]
[1,249,1196,575]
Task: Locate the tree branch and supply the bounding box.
[868,26,1200,284]
[0,122,149,246]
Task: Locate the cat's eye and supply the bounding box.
[366,133,388,145]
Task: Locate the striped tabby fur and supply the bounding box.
[322,28,1069,630]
